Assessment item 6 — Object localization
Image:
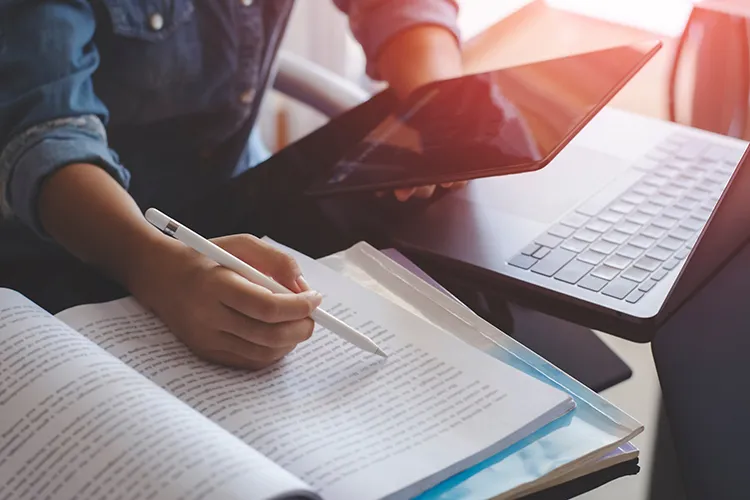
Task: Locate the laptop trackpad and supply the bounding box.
[453,145,632,223]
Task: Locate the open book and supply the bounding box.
[0,246,574,500]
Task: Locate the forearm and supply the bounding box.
[37,163,178,289]
[376,25,462,98]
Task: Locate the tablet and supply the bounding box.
[304,40,662,197]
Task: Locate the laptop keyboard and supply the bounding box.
[508,133,744,303]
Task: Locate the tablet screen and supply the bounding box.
[306,41,661,195]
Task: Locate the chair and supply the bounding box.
[272,51,371,119]
[245,51,370,165]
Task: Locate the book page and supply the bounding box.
[58,253,572,500]
[0,289,318,500]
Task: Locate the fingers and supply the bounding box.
[218,305,316,348]
[394,187,416,201]
[212,234,305,292]
[213,268,322,323]
[394,185,436,201]
[412,185,436,199]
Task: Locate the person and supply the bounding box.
[0,1,465,369]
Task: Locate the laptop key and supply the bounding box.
[535,233,563,248]
[521,243,541,256]
[663,258,680,271]
[642,225,666,240]
[610,202,636,214]
[675,197,699,211]
[675,248,690,260]
[644,175,668,188]
[693,207,713,221]
[662,206,690,220]
[652,269,669,281]
[509,254,538,270]
[634,256,661,272]
[561,238,589,253]
[686,235,699,249]
[559,212,589,229]
[601,278,638,300]
[590,240,618,255]
[554,260,595,284]
[680,217,704,232]
[638,203,662,216]
[616,244,643,260]
[633,184,659,197]
[591,264,620,281]
[652,216,678,230]
[669,227,694,241]
[658,236,683,251]
[533,247,551,259]
[578,275,609,292]
[626,211,651,225]
[578,249,607,265]
[625,290,646,304]
[602,230,629,245]
[629,234,656,250]
[530,248,577,277]
[586,219,612,233]
[639,279,658,292]
[574,228,600,243]
[604,254,633,270]
[670,176,694,189]
[548,224,576,238]
[660,185,683,198]
[646,246,672,261]
[621,266,650,283]
[650,194,675,207]
[614,220,640,235]
[621,192,647,205]
[598,210,624,224]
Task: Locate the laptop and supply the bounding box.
[391,107,750,341]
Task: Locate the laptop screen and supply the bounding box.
[306,41,662,195]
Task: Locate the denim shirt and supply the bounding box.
[0,0,459,235]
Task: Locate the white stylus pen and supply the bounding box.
[145,208,387,358]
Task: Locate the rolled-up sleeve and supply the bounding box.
[0,1,130,235]
[333,0,460,78]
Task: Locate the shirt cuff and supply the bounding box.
[351,0,461,79]
[0,115,130,236]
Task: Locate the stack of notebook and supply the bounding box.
[0,240,642,500]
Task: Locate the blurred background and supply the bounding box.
[263,0,696,147]
[259,1,750,498]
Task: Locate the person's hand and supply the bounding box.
[128,234,322,370]
[375,25,467,202]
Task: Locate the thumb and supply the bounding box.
[212,234,305,292]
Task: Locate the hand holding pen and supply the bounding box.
[144,209,385,368]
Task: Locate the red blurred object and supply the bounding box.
[670,0,750,138]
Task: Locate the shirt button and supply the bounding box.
[239,88,256,104]
[241,0,253,6]
[149,13,164,31]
